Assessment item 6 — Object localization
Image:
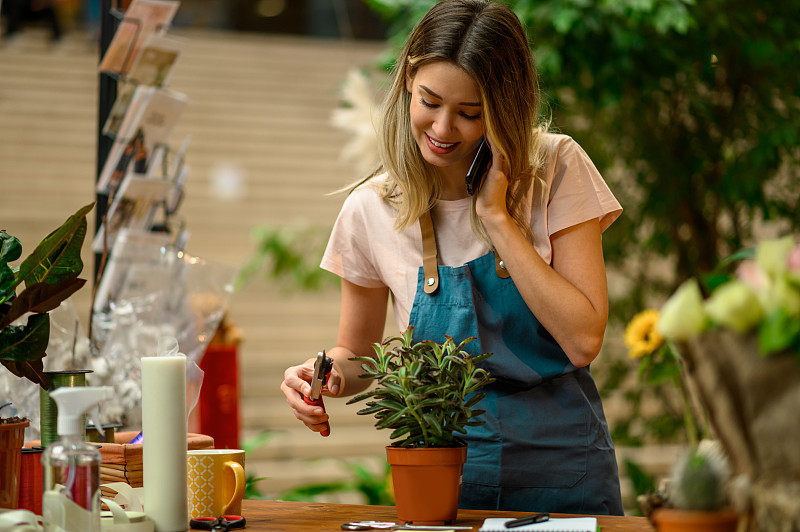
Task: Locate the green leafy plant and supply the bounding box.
[240,430,275,500]
[0,203,94,389]
[236,225,338,293]
[347,326,494,448]
[279,459,394,506]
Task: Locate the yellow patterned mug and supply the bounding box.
[187,449,246,519]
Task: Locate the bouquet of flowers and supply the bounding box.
[657,235,800,356]
[628,235,800,532]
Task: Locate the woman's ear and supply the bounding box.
[405,66,414,93]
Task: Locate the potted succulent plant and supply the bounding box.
[1,203,93,508]
[348,326,494,525]
[651,442,739,532]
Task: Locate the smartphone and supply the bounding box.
[465,137,492,196]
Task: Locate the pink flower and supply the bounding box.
[736,260,768,292]
[788,243,800,273]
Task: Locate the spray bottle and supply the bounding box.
[41,386,114,532]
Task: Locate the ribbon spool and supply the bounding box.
[39,370,93,448]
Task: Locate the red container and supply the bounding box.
[19,447,44,514]
[0,419,29,509]
[198,344,240,450]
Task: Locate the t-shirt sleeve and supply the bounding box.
[546,136,622,235]
[320,186,387,288]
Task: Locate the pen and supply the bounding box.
[504,513,550,528]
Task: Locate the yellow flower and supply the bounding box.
[624,309,665,358]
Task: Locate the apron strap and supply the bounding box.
[419,211,510,290]
[419,210,440,294]
[495,253,510,278]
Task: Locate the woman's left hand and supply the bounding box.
[475,138,511,226]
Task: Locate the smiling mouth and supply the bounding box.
[426,134,458,151]
[430,137,455,148]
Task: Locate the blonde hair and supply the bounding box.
[374,0,548,245]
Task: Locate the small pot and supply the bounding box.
[652,507,739,532]
[0,418,31,509]
[386,445,467,525]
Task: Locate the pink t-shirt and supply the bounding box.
[321,133,622,331]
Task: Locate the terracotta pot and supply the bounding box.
[0,419,30,509]
[385,445,467,525]
[653,507,739,532]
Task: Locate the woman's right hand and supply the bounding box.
[281,280,388,436]
[280,358,340,437]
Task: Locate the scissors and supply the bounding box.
[189,515,246,531]
[341,523,472,531]
[341,522,396,530]
[303,350,334,436]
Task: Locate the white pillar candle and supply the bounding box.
[142,355,189,532]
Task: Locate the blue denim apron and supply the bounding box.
[407,212,623,514]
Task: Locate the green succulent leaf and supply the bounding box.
[356,404,386,416]
[463,393,486,409]
[348,325,495,447]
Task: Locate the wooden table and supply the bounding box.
[240,500,655,531]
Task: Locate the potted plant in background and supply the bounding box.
[650,442,738,532]
[348,326,494,525]
[0,202,94,508]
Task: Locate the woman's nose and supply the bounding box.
[432,113,455,138]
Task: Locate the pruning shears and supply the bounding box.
[303,350,333,436]
[189,515,246,531]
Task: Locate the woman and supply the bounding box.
[280,0,624,515]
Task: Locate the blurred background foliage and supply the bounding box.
[366,0,800,316]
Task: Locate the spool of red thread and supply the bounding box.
[19,446,43,514]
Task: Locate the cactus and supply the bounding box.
[669,441,730,511]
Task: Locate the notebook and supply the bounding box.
[478,517,598,532]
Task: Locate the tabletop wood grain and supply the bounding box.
[240,499,655,531]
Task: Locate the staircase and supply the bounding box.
[0,25,389,502]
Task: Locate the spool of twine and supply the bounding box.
[39,370,93,447]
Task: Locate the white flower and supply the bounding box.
[331,68,380,176]
[704,280,763,333]
[756,235,796,278]
[657,278,708,341]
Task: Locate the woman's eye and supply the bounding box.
[420,98,438,109]
[461,111,481,120]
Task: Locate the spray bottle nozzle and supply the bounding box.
[49,386,115,438]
